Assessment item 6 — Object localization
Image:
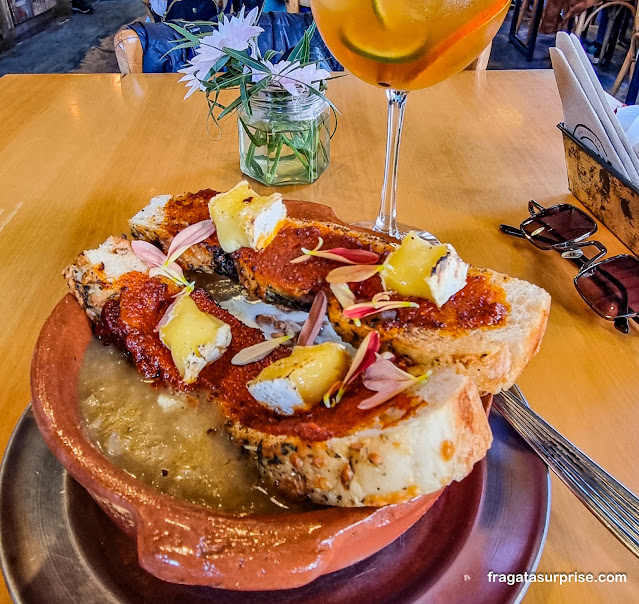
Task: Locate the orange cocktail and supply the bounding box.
[312,0,510,235]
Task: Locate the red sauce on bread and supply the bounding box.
[235,222,508,332]
[162,189,218,236]
[351,272,508,333]
[96,276,430,442]
[234,223,386,302]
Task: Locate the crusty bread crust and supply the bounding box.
[228,368,491,507]
[62,236,148,322]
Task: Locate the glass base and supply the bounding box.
[351,220,440,244]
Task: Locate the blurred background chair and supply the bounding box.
[611,3,639,94]
[114,10,342,74]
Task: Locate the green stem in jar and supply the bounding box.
[239,117,267,147]
[246,140,256,167]
[268,138,284,181]
[285,137,310,171]
[319,136,329,164]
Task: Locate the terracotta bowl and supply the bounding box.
[30,295,472,591]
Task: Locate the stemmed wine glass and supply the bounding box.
[311,0,511,237]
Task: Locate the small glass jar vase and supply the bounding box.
[237,88,331,186]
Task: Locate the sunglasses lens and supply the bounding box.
[575,255,639,319]
[522,204,596,249]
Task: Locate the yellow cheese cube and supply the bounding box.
[248,342,350,415]
[380,232,468,308]
[209,181,287,253]
[159,295,232,383]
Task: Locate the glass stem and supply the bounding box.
[374,89,409,237]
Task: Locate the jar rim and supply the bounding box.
[247,85,328,112]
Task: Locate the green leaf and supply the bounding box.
[285,137,310,170]
[166,23,202,46]
[319,138,329,163]
[268,139,284,180]
[288,21,316,63]
[263,49,281,62]
[239,118,267,147]
[200,54,230,81]
[171,19,219,28]
[222,48,270,72]
[217,95,245,120]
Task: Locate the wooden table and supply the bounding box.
[0,71,637,602]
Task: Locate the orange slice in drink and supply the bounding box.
[339,23,430,64]
[417,0,510,71]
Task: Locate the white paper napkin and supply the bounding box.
[565,33,639,178]
[551,45,632,179]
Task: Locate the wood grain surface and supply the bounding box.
[0,71,637,603]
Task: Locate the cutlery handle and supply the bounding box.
[494,388,639,558]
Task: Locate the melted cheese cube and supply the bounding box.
[209,181,287,253]
[159,295,232,383]
[380,232,469,308]
[248,343,350,415]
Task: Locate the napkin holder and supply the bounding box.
[559,123,639,255]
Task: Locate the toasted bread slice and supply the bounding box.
[228,367,491,507]
[328,269,550,394]
[128,191,390,305]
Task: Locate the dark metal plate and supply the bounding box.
[0,407,550,604]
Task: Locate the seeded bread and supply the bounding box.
[228,368,491,507]
[62,236,148,322]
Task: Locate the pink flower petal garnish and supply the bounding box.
[290,238,323,264]
[156,296,181,331]
[358,362,431,409]
[132,240,187,284]
[329,283,356,309]
[357,380,417,410]
[323,380,341,408]
[131,240,167,268]
[308,248,380,265]
[290,255,312,265]
[290,238,379,266]
[326,264,382,284]
[363,358,414,385]
[342,300,419,320]
[231,334,293,366]
[343,331,380,386]
[149,263,186,283]
[297,291,327,346]
[166,220,216,265]
[334,331,380,403]
[324,248,379,264]
[372,291,391,304]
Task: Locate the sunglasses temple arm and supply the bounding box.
[499,224,527,239]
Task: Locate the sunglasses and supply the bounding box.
[500,201,639,334]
